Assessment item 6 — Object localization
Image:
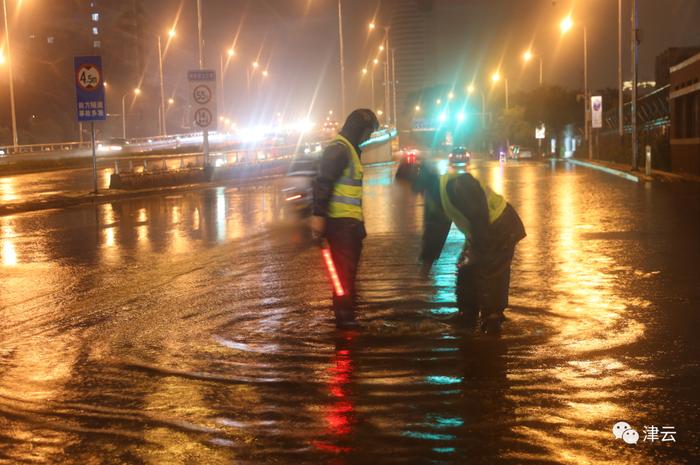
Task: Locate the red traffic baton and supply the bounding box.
[320,240,345,297]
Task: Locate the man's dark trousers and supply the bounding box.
[325,218,366,324]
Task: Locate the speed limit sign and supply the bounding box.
[188,69,217,130]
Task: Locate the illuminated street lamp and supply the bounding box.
[220,47,236,110]
[368,20,393,126]
[466,83,486,128]
[448,91,455,100]
[362,67,368,75]
[2,0,18,147]
[168,97,174,105]
[414,105,421,112]
[491,71,509,110]
[157,27,176,136]
[122,88,141,139]
[262,70,269,78]
[560,15,590,157]
[436,98,442,105]
[523,49,543,86]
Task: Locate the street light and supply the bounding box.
[157,27,175,136]
[466,83,486,129]
[220,47,236,112]
[168,98,174,105]
[2,0,18,148]
[122,88,141,139]
[414,105,421,112]
[369,20,393,126]
[560,15,590,158]
[362,68,368,75]
[491,71,509,110]
[448,91,455,100]
[523,49,543,86]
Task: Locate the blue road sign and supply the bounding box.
[74,56,106,122]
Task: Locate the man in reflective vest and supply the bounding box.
[311,109,379,329]
[396,161,526,334]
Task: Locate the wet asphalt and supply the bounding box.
[0,158,699,464]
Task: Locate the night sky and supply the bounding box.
[146,0,700,122]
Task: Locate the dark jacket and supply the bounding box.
[420,173,526,265]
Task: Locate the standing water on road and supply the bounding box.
[1,161,699,464]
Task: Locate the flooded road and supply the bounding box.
[1,160,699,464]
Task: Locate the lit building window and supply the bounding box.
[92,13,99,22]
[92,27,99,35]
[93,40,101,49]
[47,36,54,44]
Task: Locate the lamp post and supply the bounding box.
[561,16,590,159]
[2,0,18,148]
[220,47,235,113]
[157,28,175,136]
[467,84,487,129]
[523,50,543,86]
[337,0,346,117]
[121,88,141,139]
[491,72,508,110]
[369,22,392,126]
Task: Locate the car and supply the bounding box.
[448,146,471,165]
[397,146,420,164]
[281,156,319,217]
[97,137,129,153]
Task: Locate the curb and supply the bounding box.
[562,158,642,182]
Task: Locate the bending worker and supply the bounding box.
[311,109,379,329]
[396,161,526,334]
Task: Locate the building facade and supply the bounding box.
[669,52,700,176]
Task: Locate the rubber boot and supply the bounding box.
[333,296,361,330]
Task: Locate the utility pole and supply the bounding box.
[2,0,18,149]
[337,0,347,118]
[631,0,639,170]
[196,0,209,167]
[618,0,624,138]
[157,36,166,136]
[391,48,397,130]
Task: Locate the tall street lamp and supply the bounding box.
[122,88,141,139]
[337,0,346,117]
[369,21,392,126]
[467,84,487,129]
[560,16,590,159]
[491,71,508,111]
[523,49,543,86]
[157,28,176,136]
[220,47,235,113]
[2,0,18,148]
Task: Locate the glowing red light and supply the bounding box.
[322,247,345,296]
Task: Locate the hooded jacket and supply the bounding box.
[312,110,377,218]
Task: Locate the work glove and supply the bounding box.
[310,215,326,242]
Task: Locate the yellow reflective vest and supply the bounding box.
[438,172,507,236]
[328,135,364,221]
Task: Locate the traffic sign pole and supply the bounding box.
[74,55,106,196]
[91,121,97,194]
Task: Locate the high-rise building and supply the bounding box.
[390,0,436,129]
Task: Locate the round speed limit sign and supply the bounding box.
[193,85,212,105]
[194,108,213,128]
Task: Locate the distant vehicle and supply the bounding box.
[397,146,420,164]
[97,138,128,153]
[322,120,339,136]
[448,146,471,165]
[508,145,533,160]
[281,156,319,217]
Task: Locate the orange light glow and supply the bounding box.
[322,247,345,296]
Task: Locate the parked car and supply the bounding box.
[281,156,319,217]
[448,146,471,165]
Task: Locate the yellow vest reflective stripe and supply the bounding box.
[328,135,364,221]
[438,173,507,235]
